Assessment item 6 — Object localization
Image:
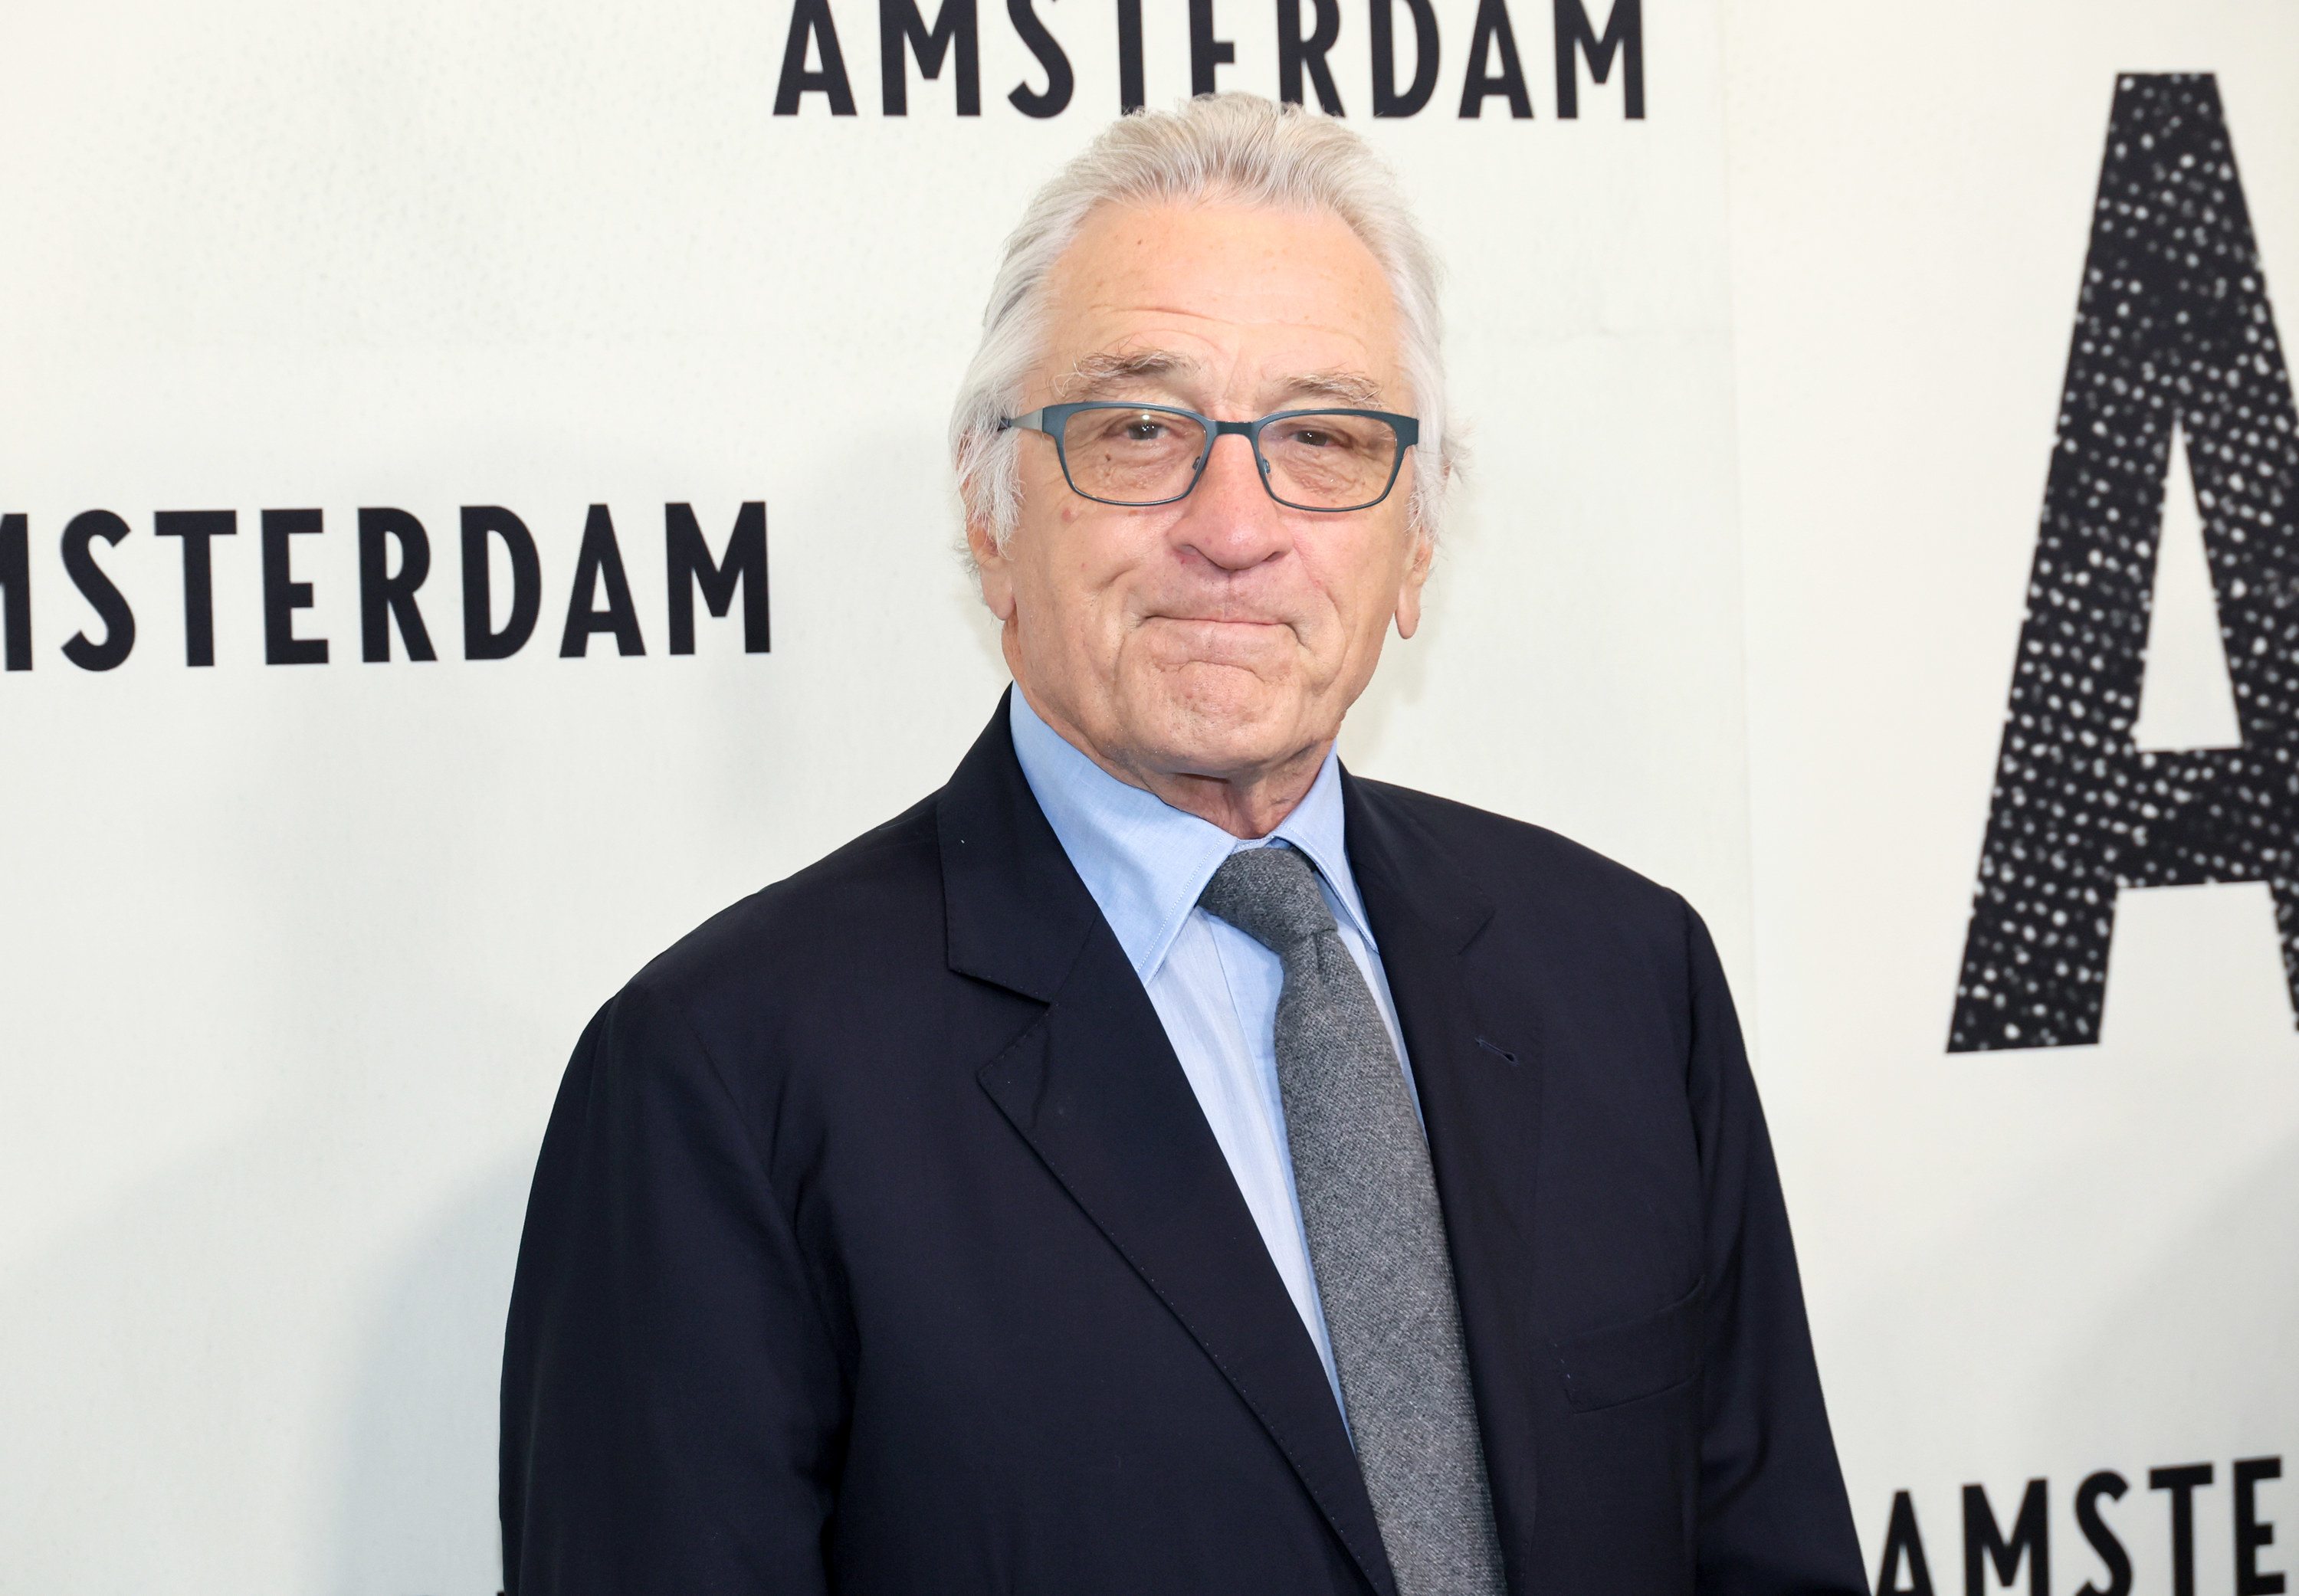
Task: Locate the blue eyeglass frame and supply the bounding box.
[998,401,1422,512]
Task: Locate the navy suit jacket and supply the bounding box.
[501,699,1867,1594]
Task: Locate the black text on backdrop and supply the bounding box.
[0,503,769,670]
[773,0,1643,119]
[1952,74,2299,1052]
[1874,1458,2288,1596]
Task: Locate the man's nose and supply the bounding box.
[1173,430,1288,572]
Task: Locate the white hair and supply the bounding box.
[950,93,1455,555]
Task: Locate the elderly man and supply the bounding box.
[502,96,1864,1594]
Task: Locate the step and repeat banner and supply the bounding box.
[0,0,2291,1589]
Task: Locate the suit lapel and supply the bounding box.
[1343,772,1546,1590]
[942,700,1397,1596]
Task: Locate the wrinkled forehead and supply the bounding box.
[1034,200,1405,408]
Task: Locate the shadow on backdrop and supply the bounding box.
[331,1158,533,1596]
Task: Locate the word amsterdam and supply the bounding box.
[773,0,1641,120]
[1877,1457,2287,1596]
[0,503,769,670]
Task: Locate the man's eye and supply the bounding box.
[1117,416,1169,441]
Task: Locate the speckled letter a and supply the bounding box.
[1953,74,2299,1052]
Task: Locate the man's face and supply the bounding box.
[970,201,1432,804]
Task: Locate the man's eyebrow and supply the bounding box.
[1050,355,1392,410]
[1280,370,1387,408]
[1054,350,1199,398]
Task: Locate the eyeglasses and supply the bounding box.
[999,402,1420,513]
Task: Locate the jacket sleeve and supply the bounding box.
[1682,906,1868,1594]
[501,978,846,1595]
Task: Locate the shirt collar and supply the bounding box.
[1008,687,1373,982]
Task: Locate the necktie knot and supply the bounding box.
[1198,844,1335,954]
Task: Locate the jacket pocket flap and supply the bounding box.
[1548,1279,1704,1414]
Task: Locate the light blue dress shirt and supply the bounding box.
[1007,689,1423,1408]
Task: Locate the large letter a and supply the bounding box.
[1952,74,2299,1050]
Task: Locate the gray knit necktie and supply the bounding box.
[1199,845,1507,1596]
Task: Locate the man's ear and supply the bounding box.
[1394,529,1434,640]
[967,516,1018,623]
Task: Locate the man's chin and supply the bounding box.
[1117,680,1328,782]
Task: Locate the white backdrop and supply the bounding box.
[1728,3,2299,1588]
[0,0,2291,1590]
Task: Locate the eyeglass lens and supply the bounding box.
[1058,408,1402,510]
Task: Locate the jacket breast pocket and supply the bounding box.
[1547,1278,1704,1414]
